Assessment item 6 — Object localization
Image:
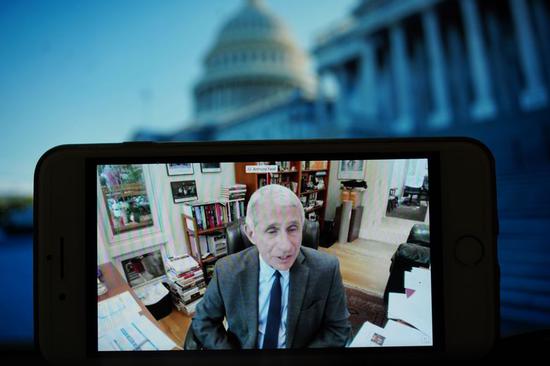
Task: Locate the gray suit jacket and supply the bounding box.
[191,246,351,349]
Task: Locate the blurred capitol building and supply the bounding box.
[136,0,321,141]
[135,0,550,335]
[135,0,550,175]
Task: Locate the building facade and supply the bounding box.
[313,0,550,173]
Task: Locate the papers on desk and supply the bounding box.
[134,281,169,306]
[98,291,178,351]
[349,267,433,348]
[387,267,432,339]
[98,291,141,319]
[349,320,431,347]
[98,312,178,351]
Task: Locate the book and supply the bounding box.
[183,291,202,305]
[309,161,328,170]
[166,255,199,274]
[207,233,227,256]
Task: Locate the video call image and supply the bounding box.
[96,159,432,351]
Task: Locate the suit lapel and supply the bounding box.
[286,249,309,348]
[238,247,259,348]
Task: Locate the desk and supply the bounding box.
[98,262,180,349]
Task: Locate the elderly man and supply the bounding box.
[191,184,351,349]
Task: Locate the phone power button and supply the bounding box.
[455,236,484,266]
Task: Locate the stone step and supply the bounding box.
[499,248,550,265]
[500,262,550,279]
[501,276,550,295]
[498,218,550,236]
[500,304,550,327]
[500,289,550,314]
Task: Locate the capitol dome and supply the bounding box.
[194,0,315,123]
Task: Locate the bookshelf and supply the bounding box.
[234,161,331,231]
[181,188,246,283]
[181,213,226,284]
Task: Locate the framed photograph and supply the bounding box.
[166,163,194,176]
[200,162,221,173]
[170,180,198,203]
[97,164,154,235]
[338,160,365,180]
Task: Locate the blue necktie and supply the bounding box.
[263,270,282,349]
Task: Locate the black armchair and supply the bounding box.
[383,224,430,306]
[225,217,320,255]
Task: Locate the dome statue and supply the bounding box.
[194,0,315,124]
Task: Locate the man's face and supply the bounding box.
[246,200,303,271]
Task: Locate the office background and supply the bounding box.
[1,0,549,350]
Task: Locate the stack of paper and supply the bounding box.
[167,255,200,274]
[349,320,431,347]
[134,281,170,307]
[349,267,433,348]
[387,267,433,339]
[97,291,178,351]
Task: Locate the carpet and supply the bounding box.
[345,286,387,339]
[386,204,428,222]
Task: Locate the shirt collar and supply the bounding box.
[258,253,290,281]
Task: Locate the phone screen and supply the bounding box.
[95,158,436,351]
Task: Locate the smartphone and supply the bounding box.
[34,138,499,364]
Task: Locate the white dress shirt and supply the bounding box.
[257,254,290,349]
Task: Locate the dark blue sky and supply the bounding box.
[0,0,356,195]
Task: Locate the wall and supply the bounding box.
[359,159,393,241]
[389,159,407,198]
[359,159,430,245]
[97,163,236,269]
[404,159,428,188]
[160,162,236,257]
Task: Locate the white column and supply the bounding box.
[315,71,327,126]
[357,39,377,121]
[460,0,496,120]
[334,66,351,130]
[390,23,413,133]
[509,0,548,110]
[532,0,550,78]
[422,7,451,128]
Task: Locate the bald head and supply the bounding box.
[245,184,305,230]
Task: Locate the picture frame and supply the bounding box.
[200,162,221,173]
[166,163,194,176]
[170,180,198,203]
[338,160,366,180]
[97,164,155,235]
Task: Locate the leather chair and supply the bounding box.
[183,217,320,350]
[383,224,430,306]
[225,217,320,255]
